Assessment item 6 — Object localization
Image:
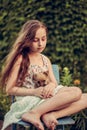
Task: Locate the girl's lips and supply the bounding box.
[38,47,43,49]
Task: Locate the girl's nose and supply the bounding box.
[38,40,42,46]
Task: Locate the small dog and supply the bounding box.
[33,71,50,88]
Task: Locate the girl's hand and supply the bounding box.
[33,87,47,98]
[33,84,55,99]
[42,85,55,98]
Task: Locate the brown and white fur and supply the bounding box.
[33,71,50,88]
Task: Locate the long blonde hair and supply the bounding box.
[1,20,48,87]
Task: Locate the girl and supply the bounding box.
[1,20,87,130]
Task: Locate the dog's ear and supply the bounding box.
[43,71,49,76]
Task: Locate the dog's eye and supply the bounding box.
[38,81,40,84]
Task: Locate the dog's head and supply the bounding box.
[33,71,49,87]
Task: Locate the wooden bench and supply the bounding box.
[12,64,75,130]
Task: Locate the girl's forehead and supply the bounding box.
[35,28,46,37]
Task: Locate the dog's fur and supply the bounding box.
[33,71,50,88]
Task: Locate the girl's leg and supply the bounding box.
[42,93,87,129]
[22,87,81,129]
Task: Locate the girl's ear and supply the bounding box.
[43,71,49,76]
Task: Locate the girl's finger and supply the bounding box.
[46,89,53,98]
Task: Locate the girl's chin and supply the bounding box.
[29,50,43,54]
[38,50,44,53]
[38,48,44,52]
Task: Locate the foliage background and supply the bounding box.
[0,0,87,129]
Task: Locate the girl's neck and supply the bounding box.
[29,52,41,57]
[28,53,43,66]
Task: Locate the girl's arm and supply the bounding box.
[6,55,35,96]
[41,57,58,98]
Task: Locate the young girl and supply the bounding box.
[1,20,87,130]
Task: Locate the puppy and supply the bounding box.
[33,71,50,88]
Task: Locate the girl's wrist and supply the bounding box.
[47,82,56,88]
[28,88,35,96]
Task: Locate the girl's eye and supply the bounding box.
[33,39,39,42]
[33,37,46,42]
[42,38,46,41]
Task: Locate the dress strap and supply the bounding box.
[41,54,48,68]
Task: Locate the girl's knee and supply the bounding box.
[71,87,82,100]
[58,86,82,101]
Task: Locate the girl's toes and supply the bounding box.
[35,122,44,130]
[50,121,58,130]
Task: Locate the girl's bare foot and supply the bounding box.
[22,111,44,130]
[42,113,58,130]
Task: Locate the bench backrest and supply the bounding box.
[52,64,60,84]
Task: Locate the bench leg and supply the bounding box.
[12,124,17,130]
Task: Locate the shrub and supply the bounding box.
[60,67,87,130]
[0,88,11,119]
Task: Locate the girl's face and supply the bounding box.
[29,28,47,53]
